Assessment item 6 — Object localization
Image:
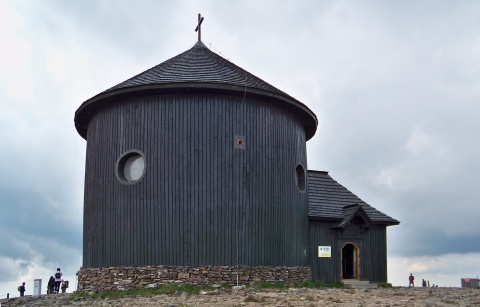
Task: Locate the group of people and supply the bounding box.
[17,268,69,297]
[408,273,437,287]
[47,268,69,294]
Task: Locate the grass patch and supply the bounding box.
[325,281,344,288]
[295,281,325,288]
[252,280,344,289]
[376,282,393,288]
[70,279,346,301]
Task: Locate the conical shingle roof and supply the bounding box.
[105,41,292,95]
[75,41,317,140]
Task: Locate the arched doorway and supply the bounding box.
[342,243,360,279]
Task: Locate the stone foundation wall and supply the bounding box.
[77,265,312,293]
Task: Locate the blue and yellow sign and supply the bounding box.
[318,246,331,257]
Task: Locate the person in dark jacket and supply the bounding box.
[47,276,55,294]
[409,273,415,287]
[18,282,26,297]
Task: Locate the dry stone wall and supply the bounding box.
[77,265,311,293]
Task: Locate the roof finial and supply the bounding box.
[195,13,204,41]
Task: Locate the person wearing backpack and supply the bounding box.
[54,268,63,294]
[18,282,26,297]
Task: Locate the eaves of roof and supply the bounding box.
[308,170,400,226]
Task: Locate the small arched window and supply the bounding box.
[296,164,306,192]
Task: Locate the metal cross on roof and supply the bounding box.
[195,13,204,41]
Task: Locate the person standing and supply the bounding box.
[61,280,68,293]
[409,273,415,287]
[47,276,55,294]
[18,282,26,297]
[54,268,63,294]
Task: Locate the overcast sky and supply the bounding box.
[1,0,480,297]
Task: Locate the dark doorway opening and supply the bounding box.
[342,243,359,279]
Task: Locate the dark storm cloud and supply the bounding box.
[0,228,34,260]
[392,232,480,257]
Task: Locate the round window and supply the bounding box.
[116,150,146,184]
[296,164,306,192]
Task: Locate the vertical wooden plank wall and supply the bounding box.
[362,226,388,282]
[309,222,339,283]
[83,94,310,268]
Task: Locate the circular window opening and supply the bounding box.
[116,150,146,184]
[296,164,306,192]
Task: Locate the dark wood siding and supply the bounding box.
[310,221,388,283]
[309,222,340,283]
[83,94,310,268]
[362,226,388,282]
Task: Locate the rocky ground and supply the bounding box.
[1,287,479,306]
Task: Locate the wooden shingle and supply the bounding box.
[308,170,400,225]
[75,41,317,140]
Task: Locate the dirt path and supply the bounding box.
[2,287,479,306]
